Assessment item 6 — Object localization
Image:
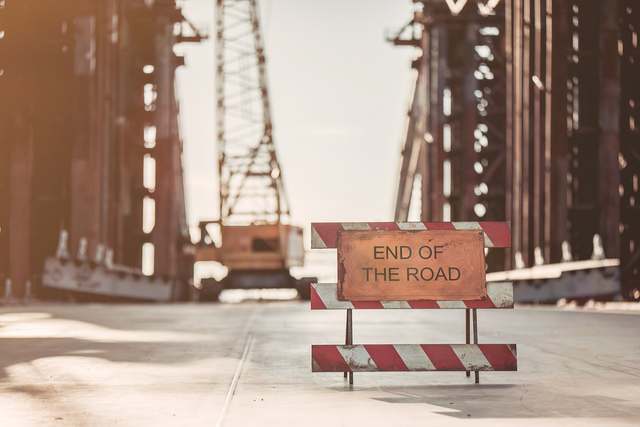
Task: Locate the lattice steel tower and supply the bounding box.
[215,0,289,226]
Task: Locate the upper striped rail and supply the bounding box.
[311,282,514,310]
[311,222,511,249]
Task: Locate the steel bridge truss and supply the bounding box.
[391,0,507,271]
[0,0,201,298]
[392,0,639,300]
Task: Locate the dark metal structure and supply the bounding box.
[0,0,202,299]
[619,1,640,300]
[391,0,508,271]
[392,0,639,300]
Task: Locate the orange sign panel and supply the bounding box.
[337,230,486,301]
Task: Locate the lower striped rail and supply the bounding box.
[312,344,517,372]
[311,282,514,310]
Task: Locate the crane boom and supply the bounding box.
[215,0,289,225]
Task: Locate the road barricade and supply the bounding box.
[309,222,517,384]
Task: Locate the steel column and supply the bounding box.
[619,0,640,300]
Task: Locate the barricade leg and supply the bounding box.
[465,308,470,377]
[473,308,479,384]
[345,309,353,384]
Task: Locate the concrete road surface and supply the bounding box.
[0,298,639,426]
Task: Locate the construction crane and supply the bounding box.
[196,0,315,300]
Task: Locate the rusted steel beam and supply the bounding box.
[8,88,34,300]
[521,0,531,267]
[418,20,431,221]
[152,11,178,277]
[568,0,601,261]
[430,24,446,222]
[549,0,569,264]
[598,0,621,260]
[543,0,553,265]
[2,0,77,298]
[71,1,104,268]
[394,82,420,221]
[533,0,543,258]
[505,0,513,269]
[511,0,523,266]
[619,0,640,300]
[507,0,570,267]
[0,0,193,300]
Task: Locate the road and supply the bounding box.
[0,297,639,426]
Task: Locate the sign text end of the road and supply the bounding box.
[337,230,487,302]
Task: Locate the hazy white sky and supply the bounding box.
[175,0,417,280]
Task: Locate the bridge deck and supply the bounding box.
[0,299,638,426]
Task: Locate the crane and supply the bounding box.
[196,0,314,300]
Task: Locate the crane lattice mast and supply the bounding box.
[215,0,289,226]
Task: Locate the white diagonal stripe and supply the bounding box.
[313,283,353,309]
[437,301,467,309]
[452,221,482,230]
[452,222,493,247]
[398,222,427,230]
[381,301,411,309]
[508,344,517,358]
[337,346,378,371]
[341,222,371,230]
[310,227,327,249]
[487,281,514,308]
[394,344,436,371]
[451,344,492,371]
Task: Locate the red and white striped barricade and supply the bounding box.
[310,222,516,384]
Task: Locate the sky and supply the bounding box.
[174,0,418,282]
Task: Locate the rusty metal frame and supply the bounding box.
[391,0,631,297]
[0,0,197,299]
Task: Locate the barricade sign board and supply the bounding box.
[337,229,486,301]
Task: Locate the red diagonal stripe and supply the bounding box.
[478,344,517,371]
[479,222,511,248]
[367,222,401,230]
[352,301,385,309]
[421,344,466,371]
[423,222,456,230]
[312,346,350,372]
[310,285,326,310]
[364,345,408,371]
[312,223,344,248]
[464,298,497,309]
[408,300,440,309]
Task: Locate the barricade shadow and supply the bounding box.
[371,383,637,418]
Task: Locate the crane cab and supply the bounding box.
[196,222,313,300]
